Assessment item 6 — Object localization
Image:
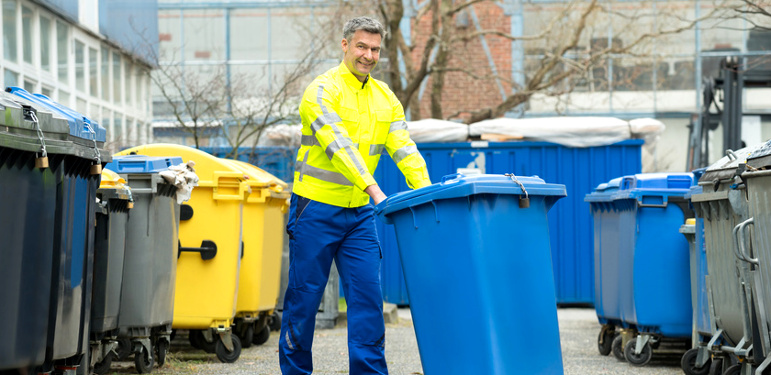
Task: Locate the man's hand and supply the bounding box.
[364,184,387,205]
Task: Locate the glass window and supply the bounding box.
[23,79,35,92]
[58,90,69,106]
[40,17,51,71]
[41,86,52,98]
[89,47,97,95]
[125,62,133,107]
[57,21,68,83]
[76,98,87,114]
[3,0,18,62]
[89,104,99,122]
[21,6,32,64]
[114,115,123,144]
[101,46,109,100]
[113,52,121,103]
[75,40,85,92]
[4,69,18,87]
[102,110,112,142]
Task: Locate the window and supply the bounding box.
[125,61,133,107]
[4,69,18,87]
[57,21,68,83]
[21,6,32,64]
[77,98,86,114]
[41,86,52,98]
[114,116,123,144]
[40,17,51,71]
[3,0,18,62]
[102,110,112,142]
[89,47,97,96]
[101,46,109,100]
[75,41,85,91]
[23,79,35,92]
[113,52,121,103]
[58,90,69,106]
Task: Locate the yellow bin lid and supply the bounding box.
[685,218,696,225]
[222,159,290,202]
[115,143,250,201]
[100,168,128,189]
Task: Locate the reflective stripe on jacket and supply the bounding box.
[293,62,431,207]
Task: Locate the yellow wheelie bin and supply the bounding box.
[222,159,290,348]
[115,144,249,363]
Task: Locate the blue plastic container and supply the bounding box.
[614,173,694,338]
[374,140,643,305]
[377,173,566,375]
[586,178,630,330]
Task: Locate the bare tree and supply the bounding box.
[369,0,735,122]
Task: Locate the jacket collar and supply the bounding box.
[339,62,370,90]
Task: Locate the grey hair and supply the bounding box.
[342,16,386,41]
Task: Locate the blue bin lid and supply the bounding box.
[615,173,694,201]
[584,177,623,203]
[376,173,567,220]
[105,155,184,174]
[6,87,107,142]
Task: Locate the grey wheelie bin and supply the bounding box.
[105,155,184,374]
[1,89,109,374]
[82,169,133,375]
[690,145,764,375]
[736,142,771,374]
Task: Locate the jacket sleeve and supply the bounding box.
[384,92,431,190]
[299,81,376,191]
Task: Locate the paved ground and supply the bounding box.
[106,308,685,375]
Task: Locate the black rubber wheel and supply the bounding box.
[724,364,742,375]
[252,324,270,346]
[681,348,710,375]
[188,330,202,349]
[93,352,113,375]
[624,339,653,367]
[238,324,254,349]
[155,339,169,367]
[170,329,177,342]
[597,329,614,356]
[134,345,154,374]
[268,312,282,332]
[612,335,626,361]
[215,335,242,363]
[116,337,133,361]
[708,357,724,375]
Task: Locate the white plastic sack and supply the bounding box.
[406,119,469,143]
[159,161,200,204]
[258,124,303,148]
[469,116,632,147]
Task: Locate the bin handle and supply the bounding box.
[441,173,464,184]
[734,218,758,265]
[179,240,218,260]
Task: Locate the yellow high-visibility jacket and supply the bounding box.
[293,62,431,208]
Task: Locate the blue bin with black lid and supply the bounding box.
[377,173,566,375]
[611,173,695,365]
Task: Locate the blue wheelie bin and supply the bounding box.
[586,177,637,359]
[377,173,567,375]
[612,173,695,366]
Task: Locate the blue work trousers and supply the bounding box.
[279,194,387,375]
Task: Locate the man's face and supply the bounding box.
[342,30,381,81]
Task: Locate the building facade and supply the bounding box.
[0,0,158,153]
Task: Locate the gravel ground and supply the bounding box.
[105,307,685,375]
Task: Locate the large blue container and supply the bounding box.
[375,140,643,305]
[614,173,694,338]
[377,173,566,375]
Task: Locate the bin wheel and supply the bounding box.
[597,329,614,356]
[93,352,113,375]
[238,325,254,349]
[708,357,724,375]
[134,344,154,374]
[215,334,242,363]
[724,364,742,375]
[170,329,177,342]
[624,339,653,367]
[611,335,625,361]
[253,324,270,346]
[155,339,169,367]
[681,348,710,375]
[188,330,202,349]
[268,312,282,332]
[116,338,133,361]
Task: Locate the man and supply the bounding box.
[279,16,431,375]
